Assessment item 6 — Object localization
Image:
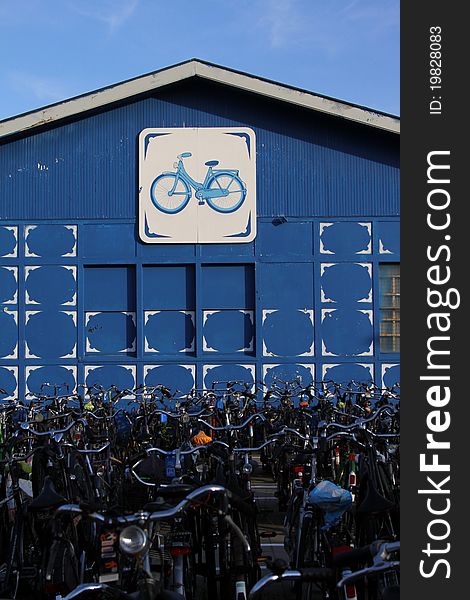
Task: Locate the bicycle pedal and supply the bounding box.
[259,531,277,538]
[267,558,288,575]
[20,566,37,579]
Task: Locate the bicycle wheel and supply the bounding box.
[150,173,191,214]
[295,509,332,600]
[68,453,97,546]
[44,539,79,596]
[206,172,246,213]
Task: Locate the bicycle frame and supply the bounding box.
[170,159,238,200]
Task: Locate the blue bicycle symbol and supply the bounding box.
[150,152,247,214]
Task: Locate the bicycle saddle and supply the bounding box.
[356,481,395,515]
[205,160,219,167]
[382,586,400,600]
[28,475,67,510]
[143,483,197,510]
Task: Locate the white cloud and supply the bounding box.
[258,0,303,48]
[6,71,73,104]
[67,0,139,33]
[339,0,399,29]
[253,0,398,52]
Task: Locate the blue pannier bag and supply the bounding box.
[308,480,352,530]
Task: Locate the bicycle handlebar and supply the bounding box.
[326,406,398,432]
[249,568,335,598]
[334,540,400,587]
[18,417,88,437]
[55,484,227,525]
[197,413,266,431]
[233,437,282,453]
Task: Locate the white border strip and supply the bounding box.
[0,61,399,139]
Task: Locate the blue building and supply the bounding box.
[0,60,399,400]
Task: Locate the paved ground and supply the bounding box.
[195,458,323,600]
[251,463,295,600]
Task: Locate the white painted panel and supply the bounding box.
[139,128,256,244]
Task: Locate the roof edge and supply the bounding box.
[0,59,399,139]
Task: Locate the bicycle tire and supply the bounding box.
[68,452,97,546]
[150,173,191,214]
[206,172,246,213]
[44,539,79,596]
[2,511,22,598]
[201,514,218,599]
[0,472,9,565]
[295,510,332,600]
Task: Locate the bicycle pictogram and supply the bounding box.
[150,152,247,214]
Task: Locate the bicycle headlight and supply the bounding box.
[119,526,149,556]
[242,463,253,476]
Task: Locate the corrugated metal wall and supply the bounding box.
[1,80,399,220]
[0,78,399,400]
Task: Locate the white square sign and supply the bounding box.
[139,127,256,243]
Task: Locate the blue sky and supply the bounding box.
[0,0,399,121]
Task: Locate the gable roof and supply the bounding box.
[0,59,399,140]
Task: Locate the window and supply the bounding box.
[379,264,400,353]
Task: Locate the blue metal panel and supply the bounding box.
[0,267,16,303]
[25,266,76,305]
[263,364,314,389]
[0,226,17,256]
[263,310,314,357]
[322,309,373,356]
[0,312,17,358]
[82,224,136,259]
[145,364,195,396]
[143,265,195,310]
[320,264,372,304]
[203,310,254,354]
[84,265,135,311]
[201,265,255,309]
[257,222,312,258]
[25,311,76,359]
[86,312,136,354]
[378,221,400,255]
[200,243,255,258]
[320,222,371,254]
[25,225,76,257]
[0,366,17,400]
[203,364,255,390]
[137,241,196,260]
[26,366,76,395]
[85,365,135,390]
[323,363,373,385]
[258,263,314,309]
[145,311,195,354]
[382,364,400,389]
